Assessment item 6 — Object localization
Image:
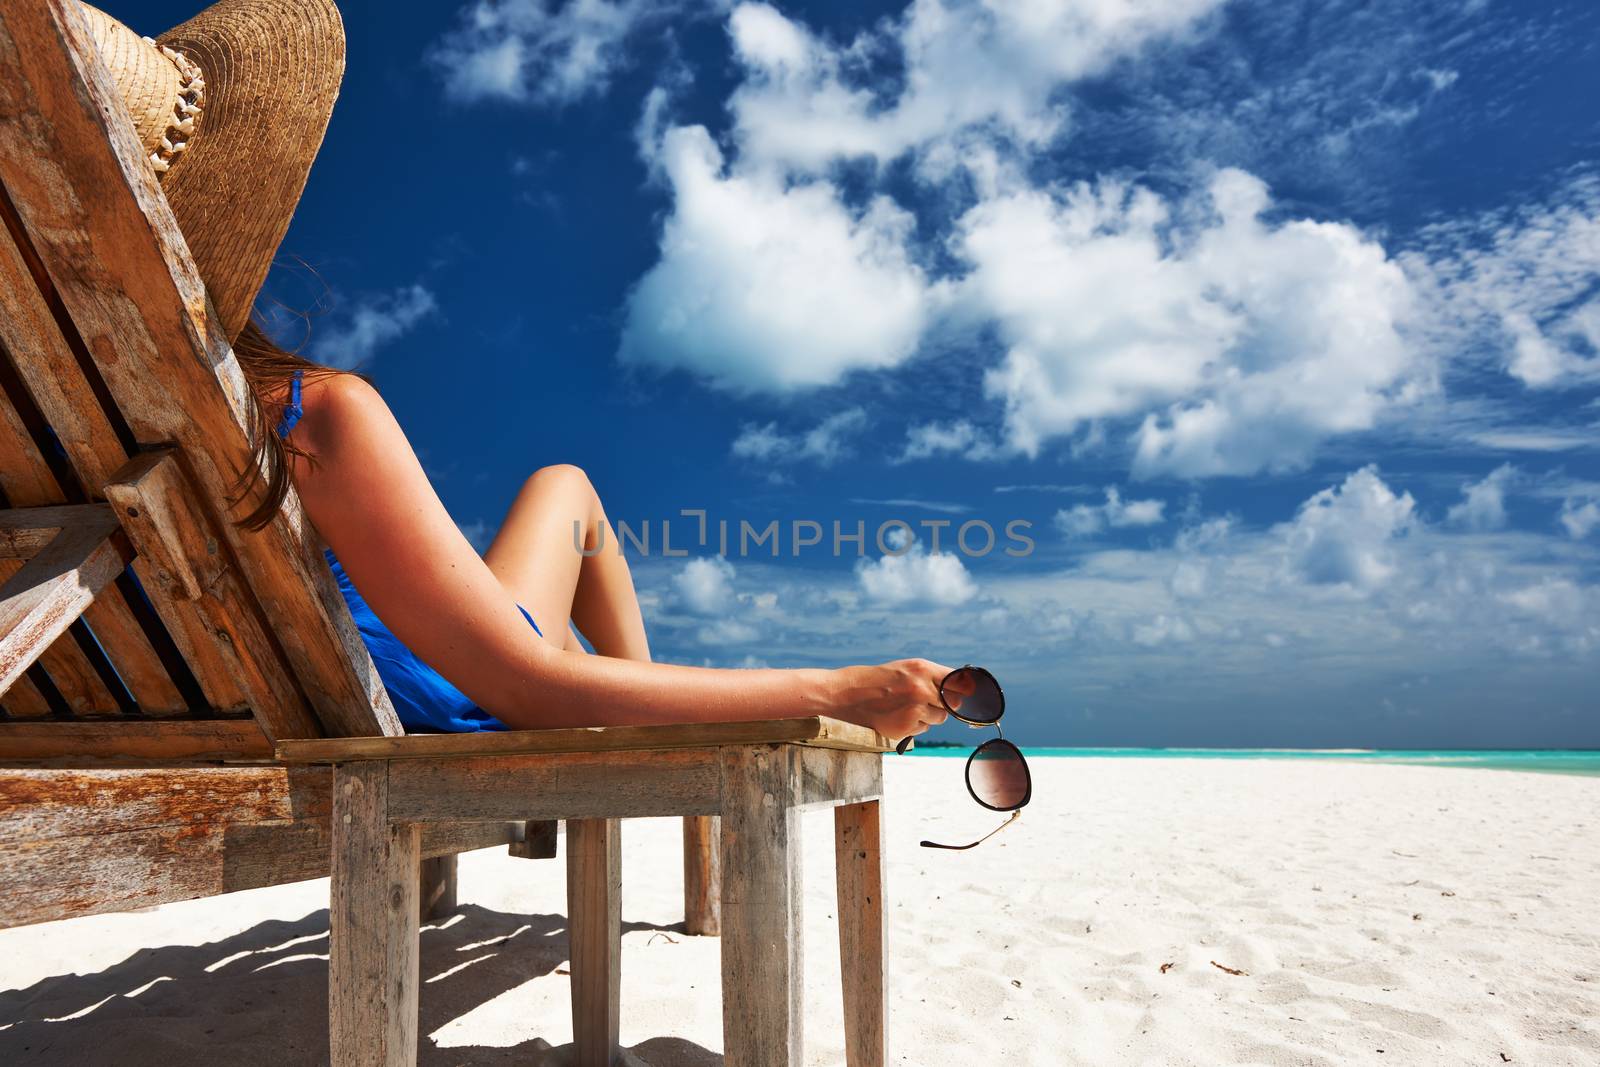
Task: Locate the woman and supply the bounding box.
[91,0,952,744]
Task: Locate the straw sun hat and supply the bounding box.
[79,0,345,342]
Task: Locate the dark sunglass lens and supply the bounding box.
[942,667,1002,723]
[968,740,1029,810]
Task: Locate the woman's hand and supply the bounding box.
[829,659,954,743]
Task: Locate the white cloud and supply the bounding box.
[1055,486,1167,538]
[673,556,736,614]
[726,0,1224,172]
[430,0,698,105]
[954,168,1419,475]
[309,284,438,369]
[854,537,976,607]
[1278,466,1416,596]
[1405,175,1600,389]
[619,124,933,393]
[1131,612,1194,647]
[1447,464,1515,531]
[1559,497,1600,540]
[896,420,1005,462]
[731,408,867,465]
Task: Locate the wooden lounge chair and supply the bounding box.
[0,2,890,1064]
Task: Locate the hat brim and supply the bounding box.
[156,0,345,343]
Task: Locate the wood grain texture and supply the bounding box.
[0,218,128,491]
[0,671,52,717]
[80,587,187,715]
[566,818,621,1067]
[835,800,887,1067]
[105,450,320,736]
[330,762,419,1067]
[418,854,457,922]
[0,763,515,929]
[0,383,61,505]
[0,0,400,739]
[719,745,804,1066]
[0,545,119,716]
[0,503,112,555]
[0,508,129,695]
[797,746,885,810]
[0,717,271,762]
[386,748,721,823]
[507,818,559,860]
[278,716,890,764]
[682,814,721,936]
[0,764,330,841]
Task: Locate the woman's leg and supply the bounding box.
[482,464,650,662]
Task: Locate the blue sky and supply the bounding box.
[129,0,1599,747]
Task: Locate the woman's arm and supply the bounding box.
[284,373,950,739]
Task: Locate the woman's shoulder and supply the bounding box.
[291,370,388,444]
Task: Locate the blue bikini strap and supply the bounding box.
[275,369,305,440]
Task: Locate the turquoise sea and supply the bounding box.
[906,747,1600,777]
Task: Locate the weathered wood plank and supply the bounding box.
[0,503,111,556]
[0,214,129,491]
[105,450,320,736]
[0,670,52,717]
[418,854,458,922]
[0,805,516,930]
[796,746,886,810]
[0,718,270,762]
[0,393,188,717]
[80,586,187,715]
[330,762,419,1067]
[719,745,804,1065]
[835,800,887,1067]
[0,0,401,739]
[0,552,117,714]
[0,507,130,695]
[682,815,721,936]
[507,818,559,860]
[278,716,890,764]
[386,748,722,823]
[0,381,61,505]
[567,818,621,1067]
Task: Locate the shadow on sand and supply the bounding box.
[0,904,721,1066]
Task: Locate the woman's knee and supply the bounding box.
[524,463,593,502]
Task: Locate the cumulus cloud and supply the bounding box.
[731,408,867,466]
[619,124,933,393]
[1447,464,1515,531]
[429,0,699,105]
[309,284,438,369]
[1055,486,1167,538]
[854,536,976,607]
[726,0,1224,172]
[673,556,736,614]
[1278,466,1416,596]
[1560,497,1600,540]
[896,420,1006,462]
[955,168,1419,475]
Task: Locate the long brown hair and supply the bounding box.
[228,319,366,530]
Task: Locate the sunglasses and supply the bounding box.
[897,665,1032,850]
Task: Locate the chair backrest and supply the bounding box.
[0,0,401,764]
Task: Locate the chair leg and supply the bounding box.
[330,762,420,1067]
[720,746,803,1066]
[567,817,621,1067]
[682,815,721,935]
[419,854,457,921]
[835,800,886,1067]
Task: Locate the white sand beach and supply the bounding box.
[2,758,1596,1066]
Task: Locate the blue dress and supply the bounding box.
[276,370,540,732]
